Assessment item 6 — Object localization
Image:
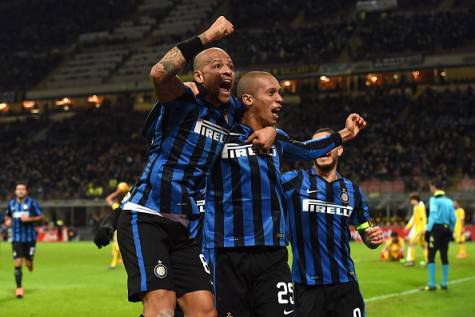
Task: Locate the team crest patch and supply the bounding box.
[153,260,167,278]
[340,190,349,204]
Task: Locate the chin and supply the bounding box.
[218,95,231,104]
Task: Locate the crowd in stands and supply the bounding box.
[0,0,137,91]
[0,104,147,201]
[279,86,475,192]
[1,87,474,201]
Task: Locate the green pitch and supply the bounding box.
[1,242,474,316]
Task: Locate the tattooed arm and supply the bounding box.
[150,16,234,103]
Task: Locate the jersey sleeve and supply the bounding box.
[6,202,12,217]
[31,199,42,216]
[142,87,196,140]
[351,187,371,230]
[277,129,342,161]
[281,170,300,196]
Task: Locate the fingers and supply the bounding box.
[245,131,257,144]
[183,81,199,96]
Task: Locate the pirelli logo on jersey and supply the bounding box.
[221,143,277,159]
[193,119,229,143]
[302,199,353,217]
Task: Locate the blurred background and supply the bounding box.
[0,0,474,241]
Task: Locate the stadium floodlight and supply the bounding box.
[23,101,35,109]
[0,102,8,112]
[320,76,330,83]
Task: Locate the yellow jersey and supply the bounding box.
[454,208,465,233]
[405,202,427,233]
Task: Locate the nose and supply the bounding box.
[222,65,233,76]
[275,92,283,103]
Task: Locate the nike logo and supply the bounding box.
[284,310,294,315]
[306,189,318,194]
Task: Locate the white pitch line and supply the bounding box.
[366,276,475,303]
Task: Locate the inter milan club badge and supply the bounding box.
[340,189,349,204]
[154,260,167,278]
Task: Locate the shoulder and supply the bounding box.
[281,169,300,183]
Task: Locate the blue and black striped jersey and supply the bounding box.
[203,125,342,249]
[124,88,241,217]
[282,168,371,286]
[6,197,42,243]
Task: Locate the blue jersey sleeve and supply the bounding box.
[351,187,371,229]
[281,170,300,196]
[277,129,342,161]
[6,202,12,217]
[31,199,42,216]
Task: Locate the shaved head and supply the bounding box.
[237,71,275,98]
[193,47,231,71]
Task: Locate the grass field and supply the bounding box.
[1,241,474,316]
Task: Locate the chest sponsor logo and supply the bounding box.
[193,119,229,143]
[221,143,277,159]
[13,211,29,218]
[302,199,353,217]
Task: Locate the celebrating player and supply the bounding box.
[4,182,44,298]
[203,71,366,316]
[403,192,427,267]
[381,231,405,262]
[281,128,384,317]
[115,17,275,317]
[104,182,129,269]
[453,200,467,259]
[422,183,456,291]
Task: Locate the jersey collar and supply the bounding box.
[310,166,343,183]
[434,190,445,197]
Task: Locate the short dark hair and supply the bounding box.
[16,181,28,188]
[390,231,398,238]
[409,192,420,201]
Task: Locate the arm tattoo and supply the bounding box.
[151,47,186,84]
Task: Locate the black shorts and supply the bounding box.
[117,210,213,302]
[428,224,452,264]
[12,242,36,261]
[295,281,365,317]
[206,246,295,317]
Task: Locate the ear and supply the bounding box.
[194,70,204,84]
[241,94,253,107]
[337,146,344,157]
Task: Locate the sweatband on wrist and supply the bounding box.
[331,132,343,146]
[177,36,204,62]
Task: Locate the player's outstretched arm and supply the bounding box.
[150,16,234,103]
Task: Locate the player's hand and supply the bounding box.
[5,218,11,227]
[94,226,113,249]
[365,226,384,246]
[200,16,234,45]
[184,81,200,96]
[344,113,366,141]
[20,215,31,223]
[246,126,276,151]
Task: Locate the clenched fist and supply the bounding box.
[345,113,366,140]
[200,16,234,45]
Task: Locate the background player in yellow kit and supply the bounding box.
[381,231,405,261]
[403,192,428,267]
[453,200,467,259]
[105,182,129,269]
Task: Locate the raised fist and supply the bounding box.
[345,113,366,139]
[202,16,234,44]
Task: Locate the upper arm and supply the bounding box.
[281,170,299,196]
[352,187,371,228]
[30,200,42,216]
[152,76,186,103]
[280,130,342,161]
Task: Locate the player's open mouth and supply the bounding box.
[271,106,281,120]
[219,79,232,95]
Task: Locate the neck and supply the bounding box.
[241,112,265,131]
[314,164,338,182]
[16,197,25,202]
[204,95,222,108]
